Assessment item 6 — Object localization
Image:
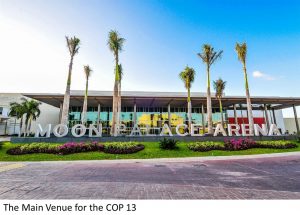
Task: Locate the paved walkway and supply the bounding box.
[1,154,300,199]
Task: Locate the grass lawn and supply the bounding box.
[0,141,300,161]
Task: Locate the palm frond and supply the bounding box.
[83,65,93,80]
[213,78,226,99]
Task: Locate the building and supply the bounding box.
[1,91,300,136]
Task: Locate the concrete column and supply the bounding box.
[240,104,244,124]
[97,104,101,127]
[272,108,277,125]
[264,104,270,130]
[233,104,238,124]
[201,104,205,134]
[59,102,63,123]
[168,103,171,127]
[293,104,299,134]
[133,103,137,125]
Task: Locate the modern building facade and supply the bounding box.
[1,91,300,136]
[16,90,300,136]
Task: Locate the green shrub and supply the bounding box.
[187,141,224,152]
[0,142,3,150]
[256,141,297,149]
[104,142,145,154]
[7,143,60,155]
[159,138,178,150]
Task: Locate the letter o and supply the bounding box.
[71,124,86,137]
[176,124,188,136]
[53,124,69,137]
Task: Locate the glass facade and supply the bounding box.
[69,106,225,135]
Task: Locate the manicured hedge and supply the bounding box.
[256,141,297,149]
[187,139,298,152]
[104,142,145,154]
[7,142,104,155]
[224,138,257,151]
[187,141,224,152]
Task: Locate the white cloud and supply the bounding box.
[252,71,275,81]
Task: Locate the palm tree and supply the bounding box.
[9,100,26,137]
[81,65,93,125]
[213,78,226,127]
[107,30,125,136]
[198,44,223,135]
[13,98,41,137]
[60,36,80,127]
[235,42,254,135]
[179,66,195,129]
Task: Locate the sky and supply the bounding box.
[0,0,299,117]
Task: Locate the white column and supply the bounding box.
[133,103,137,125]
[97,104,101,127]
[293,104,299,134]
[168,103,171,127]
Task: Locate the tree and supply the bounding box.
[23,99,41,136]
[9,100,26,137]
[81,65,93,124]
[10,98,41,137]
[213,78,226,127]
[197,44,223,134]
[179,66,195,130]
[107,30,125,136]
[60,36,80,127]
[235,42,254,135]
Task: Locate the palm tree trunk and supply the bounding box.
[28,117,32,136]
[117,81,122,128]
[24,116,29,137]
[81,78,89,125]
[187,87,192,131]
[243,65,254,135]
[206,65,213,134]
[111,56,119,136]
[18,116,23,137]
[60,56,74,127]
[219,98,224,127]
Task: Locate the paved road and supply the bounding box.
[1,154,300,199]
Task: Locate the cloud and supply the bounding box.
[252,71,275,81]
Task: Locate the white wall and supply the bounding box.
[284,118,300,134]
[0,93,59,135]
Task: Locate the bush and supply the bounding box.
[58,141,104,155]
[104,142,145,154]
[7,142,104,155]
[159,138,178,150]
[187,142,224,152]
[256,141,297,149]
[224,138,257,151]
[0,142,3,150]
[7,143,60,155]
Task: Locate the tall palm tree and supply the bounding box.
[179,66,195,129]
[198,44,223,135]
[235,42,254,135]
[60,36,80,127]
[81,65,93,125]
[107,30,125,136]
[213,78,226,127]
[9,100,26,137]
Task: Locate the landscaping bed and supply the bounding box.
[0,140,299,161]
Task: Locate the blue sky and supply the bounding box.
[0,0,299,116]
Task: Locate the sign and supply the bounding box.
[34,123,281,138]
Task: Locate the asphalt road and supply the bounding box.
[1,153,300,199]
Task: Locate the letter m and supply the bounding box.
[35,124,52,138]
